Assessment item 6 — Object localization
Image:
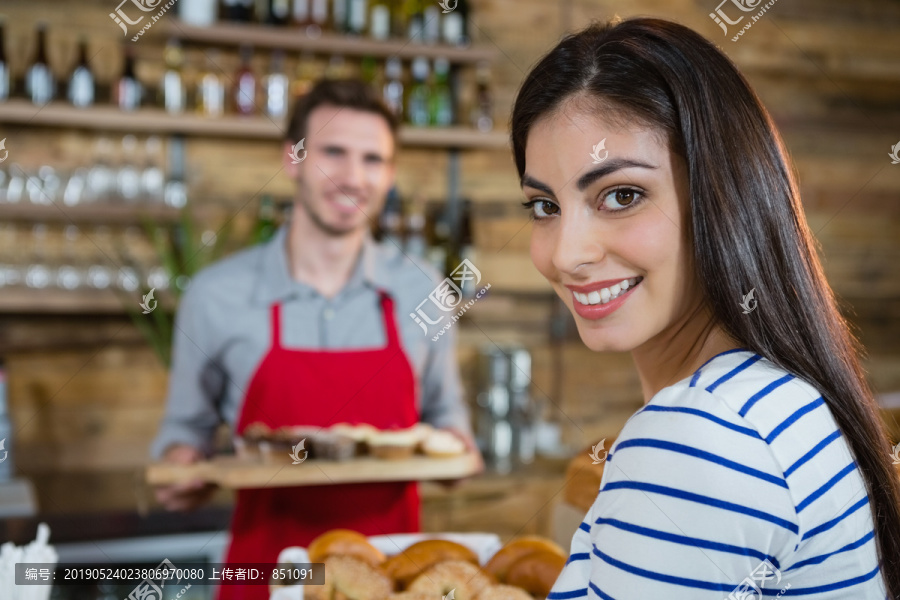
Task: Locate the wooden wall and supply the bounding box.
[1,0,899,523]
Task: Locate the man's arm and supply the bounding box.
[150,280,225,461]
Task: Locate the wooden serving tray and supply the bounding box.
[146,452,482,489]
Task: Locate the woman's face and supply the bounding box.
[522,100,699,353]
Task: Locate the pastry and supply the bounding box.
[483,536,565,582]
[261,426,318,463]
[323,555,393,600]
[329,423,377,456]
[383,539,479,589]
[505,551,565,598]
[474,585,534,600]
[388,593,434,600]
[313,431,357,461]
[368,429,421,460]
[236,422,272,460]
[422,430,467,458]
[308,529,386,567]
[407,560,492,600]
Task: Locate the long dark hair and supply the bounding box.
[511,18,900,596]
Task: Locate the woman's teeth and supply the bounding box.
[573,277,642,305]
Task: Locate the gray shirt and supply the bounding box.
[150,225,471,459]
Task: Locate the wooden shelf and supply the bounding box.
[164,19,496,64]
[0,287,125,314]
[0,202,181,225]
[0,100,508,148]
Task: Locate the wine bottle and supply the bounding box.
[382,57,403,119]
[422,1,439,45]
[116,46,142,111]
[269,0,291,24]
[290,51,318,99]
[233,45,258,115]
[26,22,54,105]
[428,57,452,126]
[309,0,329,32]
[404,0,423,42]
[471,60,492,132]
[197,50,225,117]
[441,0,467,46]
[68,36,95,108]
[264,50,290,118]
[331,0,348,33]
[161,38,186,114]
[406,56,429,126]
[369,0,390,40]
[222,0,255,21]
[253,195,278,244]
[0,16,10,102]
[346,0,367,35]
[292,0,311,25]
[404,194,427,259]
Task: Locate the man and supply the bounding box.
[151,79,476,590]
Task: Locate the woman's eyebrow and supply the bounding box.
[576,158,658,191]
[521,158,658,195]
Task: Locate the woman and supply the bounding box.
[511,17,900,599]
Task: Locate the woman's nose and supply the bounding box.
[552,209,606,276]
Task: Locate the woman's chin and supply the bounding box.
[576,327,638,353]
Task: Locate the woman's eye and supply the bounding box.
[601,187,643,211]
[522,199,560,219]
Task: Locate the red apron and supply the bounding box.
[220,290,420,600]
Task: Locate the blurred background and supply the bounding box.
[0,0,898,592]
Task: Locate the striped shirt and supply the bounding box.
[551,348,887,599]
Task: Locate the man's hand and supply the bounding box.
[435,427,484,489]
[153,444,218,511]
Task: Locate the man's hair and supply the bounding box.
[284,78,399,146]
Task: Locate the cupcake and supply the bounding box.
[311,430,357,461]
[261,425,318,464]
[236,422,272,461]
[368,428,421,460]
[330,423,378,456]
[422,429,467,458]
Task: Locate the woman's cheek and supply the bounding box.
[530,226,557,283]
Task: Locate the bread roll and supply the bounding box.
[407,560,492,600]
[505,551,566,598]
[483,536,565,582]
[308,529,386,566]
[384,540,479,589]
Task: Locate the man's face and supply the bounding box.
[285,105,396,236]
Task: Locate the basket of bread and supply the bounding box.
[270,529,567,600]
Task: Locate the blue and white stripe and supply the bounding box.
[550,349,887,599]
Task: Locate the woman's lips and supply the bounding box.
[568,276,643,320]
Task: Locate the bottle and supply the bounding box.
[68,36,95,108]
[425,202,449,275]
[87,138,115,203]
[233,45,257,115]
[406,56,429,126]
[291,51,318,99]
[197,50,225,117]
[308,0,329,33]
[180,0,219,26]
[141,136,166,204]
[162,39,186,114]
[265,50,290,119]
[346,0,367,35]
[422,1,440,45]
[389,0,406,38]
[368,0,390,40]
[268,0,292,24]
[222,0,255,21]
[441,0,468,45]
[26,22,54,105]
[117,135,142,203]
[404,0,423,41]
[360,55,378,85]
[441,0,466,45]
[116,46,142,111]
[291,0,311,26]
[404,194,427,259]
[471,60,493,132]
[331,0,348,33]
[382,57,403,119]
[253,195,278,243]
[428,57,452,126]
[378,187,403,248]
[0,16,8,101]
